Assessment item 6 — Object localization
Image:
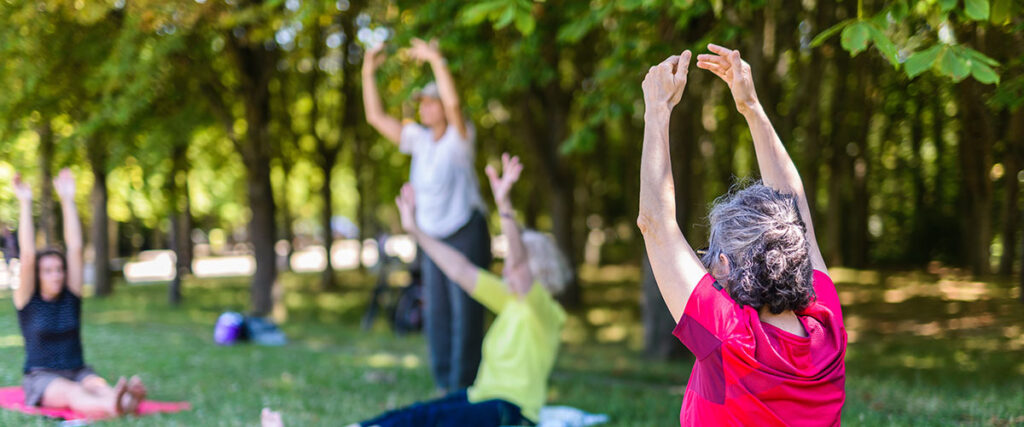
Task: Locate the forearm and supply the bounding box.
[361,69,402,142]
[742,104,805,195]
[411,229,479,293]
[17,200,35,256]
[60,200,83,250]
[428,57,460,111]
[361,69,386,123]
[495,199,526,263]
[637,108,678,234]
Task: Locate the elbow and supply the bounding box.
[636,207,676,237]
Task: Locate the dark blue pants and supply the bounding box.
[422,210,491,391]
[359,389,530,427]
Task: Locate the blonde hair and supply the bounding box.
[522,230,572,295]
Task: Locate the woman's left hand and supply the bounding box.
[485,152,523,208]
[407,38,442,63]
[53,168,76,202]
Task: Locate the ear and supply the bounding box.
[718,253,730,273]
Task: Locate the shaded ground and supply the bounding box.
[0,266,1020,426]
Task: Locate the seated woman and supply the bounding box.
[638,45,846,426]
[354,153,570,427]
[12,169,147,417]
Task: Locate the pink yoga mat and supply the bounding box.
[0,386,190,421]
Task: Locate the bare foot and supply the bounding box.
[126,375,147,413]
[111,377,129,416]
[261,408,284,427]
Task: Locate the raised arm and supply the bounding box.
[54,168,84,297]
[361,44,403,144]
[485,153,532,296]
[637,51,708,323]
[408,38,468,139]
[13,174,36,309]
[696,44,827,273]
[395,184,479,293]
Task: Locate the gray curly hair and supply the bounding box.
[701,182,814,314]
[522,230,572,296]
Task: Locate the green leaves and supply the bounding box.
[865,23,898,65]
[907,44,1000,84]
[963,0,989,20]
[904,45,942,78]
[810,19,851,47]
[459,0,537,35]
[840,21,871,56]
[810,0,1004,85]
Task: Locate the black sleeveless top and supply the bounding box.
[16,289,85,373]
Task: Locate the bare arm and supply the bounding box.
[54,169,84,296]
[395,184,479,293]
[409,38,468,139]
[13,174,36,309]
[362,45,402,144]
[697,44,827,273]
[637,51,707,323]
[485,153,532,296]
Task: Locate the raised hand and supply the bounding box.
[394,183,418,234]
[53,168,76,202]
[407,38,441,63]
[362,44,387,72]
[642,50,691,114]
[12,173,32,201]
[696,44,759,115]
[484,153,523,208]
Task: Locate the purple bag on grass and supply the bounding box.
[214,312,245,345]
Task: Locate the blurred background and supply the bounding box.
[0,0,1021,424]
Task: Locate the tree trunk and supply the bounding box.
[37,122,57,247]
[230,33,279,316]
[167,142,190,305]
[89,151,112,297]
[825,54,850,266]
[998,108,1022,276]
[308,15,339,292]
[957,80,995,276]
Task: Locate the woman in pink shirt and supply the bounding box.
[637,44,847,426]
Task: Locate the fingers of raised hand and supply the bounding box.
[707,43,734,56]
[676,50,691,78]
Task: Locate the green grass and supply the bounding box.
[0,266,1021,426]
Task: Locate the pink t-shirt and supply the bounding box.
[673,270,847,426]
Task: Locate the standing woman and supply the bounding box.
[638,45,846,426]
[362,38,491,392]
[13,169,147,417]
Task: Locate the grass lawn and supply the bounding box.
[0,266,1021,426]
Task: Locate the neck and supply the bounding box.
[430,122,447,140]
[759,307,807,337]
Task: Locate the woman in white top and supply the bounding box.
[362,38,491,392]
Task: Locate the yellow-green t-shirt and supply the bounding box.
[466,270,566,421]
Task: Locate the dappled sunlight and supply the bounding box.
[364,352,421,369]
[193,255,256,278]
[123,250,177,283]
[577,264,641,285]
[0,334,23,348]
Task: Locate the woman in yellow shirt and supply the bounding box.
[355,153,571,427]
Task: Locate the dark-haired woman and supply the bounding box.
[638,44,846,426]
[13,168,147,417]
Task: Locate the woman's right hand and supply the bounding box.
[53,168,76,202]
[484,152,523,210]
[696,43,760,115]
[362,44,387,73]
[13,173,32,202]
[395,183,419,234]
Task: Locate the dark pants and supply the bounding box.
[359,389,531,427]
[422,210,491,391]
